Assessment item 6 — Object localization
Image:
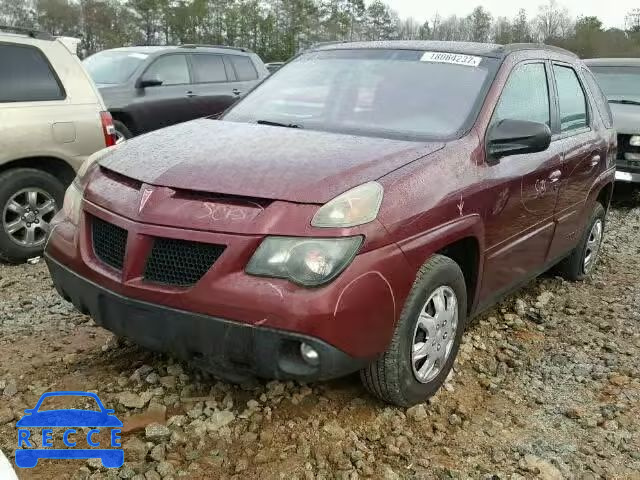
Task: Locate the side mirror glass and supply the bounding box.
[487,119,551,159]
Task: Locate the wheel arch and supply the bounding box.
[109,109,138,136]
[0,157,76,189]
[396,214,485,315]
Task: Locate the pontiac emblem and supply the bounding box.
[139,187,153,213]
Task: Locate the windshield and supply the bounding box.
[84,51,148,85]
[224,49,497,141]
[589,66,640,102]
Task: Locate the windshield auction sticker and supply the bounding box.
[420,51,482,67]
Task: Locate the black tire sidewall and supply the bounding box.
[113,120,133,139]
[395,260,467,405]
[0,169,65,262]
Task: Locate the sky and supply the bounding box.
[383,0,637,29]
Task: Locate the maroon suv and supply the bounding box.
[45,41,616,406]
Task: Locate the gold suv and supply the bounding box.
[0,26,117,262]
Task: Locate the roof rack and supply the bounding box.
[179,44,249,53]
[0,25,54,40]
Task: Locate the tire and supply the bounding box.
[360,254,467,407]
[0,168,65,263]
[557,202,606,281]
[113,120,133,141]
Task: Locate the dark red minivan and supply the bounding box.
[45,41,616,406]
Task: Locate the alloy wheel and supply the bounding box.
[411,286,458,383]
[2,188,58,248]
[583,219,603,274]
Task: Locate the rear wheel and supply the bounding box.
[0,168,64,263]
[558,202,606,281]
[360,254,467,407]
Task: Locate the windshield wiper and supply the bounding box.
[608,99,640,106]
[256,119,303,129]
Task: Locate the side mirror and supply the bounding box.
[136,75,163,88]
[487,119,551,159]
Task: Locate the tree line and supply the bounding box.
[1,0,640,61]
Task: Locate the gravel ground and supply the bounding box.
[0,189,639,480]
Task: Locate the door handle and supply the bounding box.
[548,170,562,183]
[590,154,601,167]
[185,91,197,97]
[232,88,242,96]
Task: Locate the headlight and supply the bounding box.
[62,183,83,225]
[246,236,363,287]
[630,135,640,147]
[312,182,383,228]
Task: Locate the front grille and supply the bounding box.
[92,217,128,270]
[144,238,225,287]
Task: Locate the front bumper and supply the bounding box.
[46,255,370,382]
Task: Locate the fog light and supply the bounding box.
[300,342,320,366]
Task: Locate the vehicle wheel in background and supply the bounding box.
[360,254,467,407]
[0,168,64,263]
[113,120,133,141]
[558,202,606,281]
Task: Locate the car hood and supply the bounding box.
[99,119,443,203]
[610,103,640,135]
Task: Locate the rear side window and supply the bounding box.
[492,63,550,127]
[0,44,64,102]
[553,65,588,133]
[229,55,258,81]
[192,55,227,83]
[581,67,613,128]
[144,54,190,85]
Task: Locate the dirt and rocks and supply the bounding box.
[0,189,639,480]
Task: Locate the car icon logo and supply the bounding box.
[14,391,124,469]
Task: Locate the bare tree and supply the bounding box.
[535,0,572,41]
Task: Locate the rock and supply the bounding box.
[381,465,400,480]
[515,298,527,317]
[448,413,462,426]
[122,407,167,434]
[119,392,148,409]
[87,458,103,470]
[406,404,428,421]
[156,461,174,477]
[118,465,136,479]
[63,353,77,364]
[145,423,171,441]
[522,455,563,480]
[323,420,346,439]
[166,364,183,376]
[564,406,585,419]
[0,407,14,424]
[144,471,161,480]
[205,410,235,432]
[3,380,17,397]
[536,291,554,308]
[149,444,166,462]
[145,373,160,384]
[122,437,148,462]
[159,376,176,389]
[235,458,249,473]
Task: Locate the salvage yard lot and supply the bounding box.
[0,190,639,480]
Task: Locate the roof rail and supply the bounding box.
[179,44,249,53]
[0,25,54,40]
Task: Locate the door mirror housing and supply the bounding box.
[136,75,163,88]
[487,119,551,159]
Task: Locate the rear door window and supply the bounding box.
[492,62,550,127]
[144,54,190,85]
[0,44,65,102]
[229,55,258,81]
[553,65,589,133]
[191,54,228,83]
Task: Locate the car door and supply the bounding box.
[479,61,564,301]
[131,53,195,133]
[546,63,607,260]
[189,53,238,118]
[226,54,261,98]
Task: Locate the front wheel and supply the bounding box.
[360,254,467,407]
[558,202,606,281]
